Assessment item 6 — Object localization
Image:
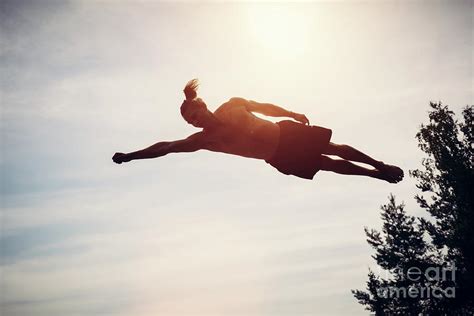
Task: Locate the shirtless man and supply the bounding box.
[112,79,403,183]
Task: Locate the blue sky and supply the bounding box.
[1,1,472,315]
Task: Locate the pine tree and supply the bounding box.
[352,102,473,314]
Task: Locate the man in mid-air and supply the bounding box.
[112,79,403,183]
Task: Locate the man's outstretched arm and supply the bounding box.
[112,132,206,164]
[243,99,309,125]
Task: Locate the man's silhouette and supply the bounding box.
[113,79,403,183]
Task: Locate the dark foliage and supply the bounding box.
[353,102,473,315]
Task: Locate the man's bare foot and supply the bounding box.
[379,163,404,183]
[112,152,130,164]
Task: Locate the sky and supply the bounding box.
[0,0,472,315]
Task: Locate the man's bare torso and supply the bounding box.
[203,98,280,160]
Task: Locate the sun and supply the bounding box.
[245,4,312,58]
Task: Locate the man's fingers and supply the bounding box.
[291,113,309,125]
[301,115,309,125]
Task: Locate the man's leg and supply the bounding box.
[323,142,384,169]
[322,143,403,182]
[320,155,390,181]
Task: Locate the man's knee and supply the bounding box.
[320,155,335,171]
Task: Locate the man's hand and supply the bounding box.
[292,112,310,125]
[112,152,131,164]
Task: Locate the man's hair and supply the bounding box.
[181,79,205,116]
[183,79,199,101]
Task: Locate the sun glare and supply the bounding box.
[245,4,312,58]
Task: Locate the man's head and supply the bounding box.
[180,79,215,129]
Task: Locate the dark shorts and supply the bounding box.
[265,120,332,180]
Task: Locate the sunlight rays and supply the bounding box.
[245,4,313,59]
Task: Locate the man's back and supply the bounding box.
[204,98,280,160]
